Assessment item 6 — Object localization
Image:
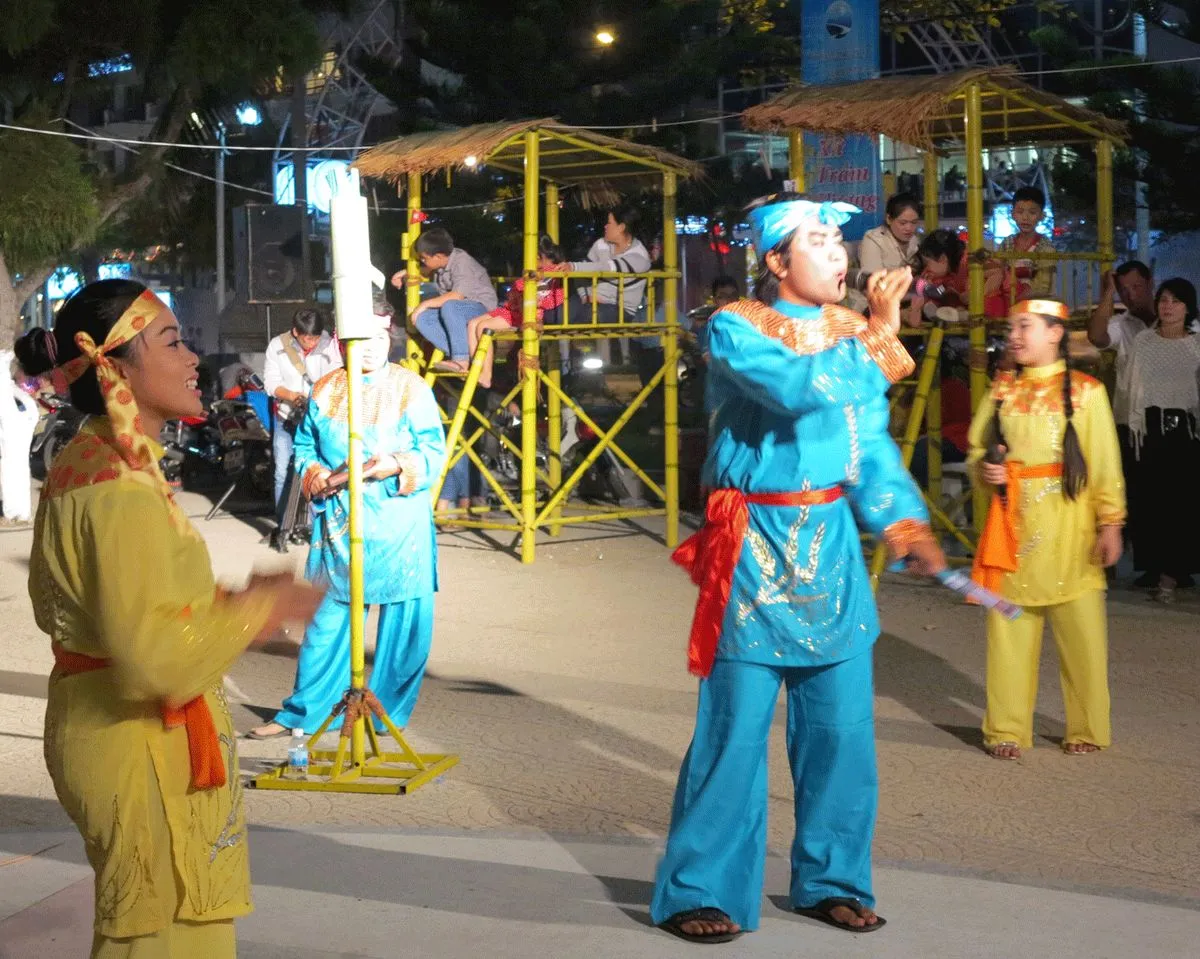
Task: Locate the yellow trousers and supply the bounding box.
[92,920,235,958]
[983,589,1111,750]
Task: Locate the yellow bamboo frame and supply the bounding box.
[397,124,686,562]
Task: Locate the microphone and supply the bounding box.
[844,269,946,301]
[984,444,1007,503]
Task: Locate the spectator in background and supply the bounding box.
[408,226,498,368]
[997,186,1057,299]
[1124,278,1200,601]
[464,234,565,388]
[906,229,1005,327]
[263,307,342,509]
[553,203,651,363]
[1087,260,1157,582]
[858,193,922,276]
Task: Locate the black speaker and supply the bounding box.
[233,204,309,304]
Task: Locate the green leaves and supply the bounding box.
[0,118,98,272]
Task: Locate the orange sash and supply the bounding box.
[672,486,844,677]
[51,641,226,790]
[970,461,1063,593]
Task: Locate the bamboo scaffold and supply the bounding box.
[743,67,1127,550]
[355,122,702,563]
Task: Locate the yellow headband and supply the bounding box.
[56,289,169,474]
[1011,298,1070,322]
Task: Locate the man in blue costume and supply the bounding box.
[650,194,946,943]
[248,300,446,738]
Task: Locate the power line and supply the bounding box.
[11,52,1200,164]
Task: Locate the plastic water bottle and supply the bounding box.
[283,728,308,781]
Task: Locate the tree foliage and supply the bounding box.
[0,0,345,341]
[0,114,98,274]
[1030,23,1200,234]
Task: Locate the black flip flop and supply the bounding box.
[795,897,887,934]
[659,908,742,944]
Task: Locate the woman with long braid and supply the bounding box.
[969,299,1126,760]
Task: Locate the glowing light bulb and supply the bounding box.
[595,30,615,46]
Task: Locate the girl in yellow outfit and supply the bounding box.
[968,298,1126,761]
[16,280,323,958]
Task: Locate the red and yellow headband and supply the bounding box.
[56,289,170,474]
[1011,298,1070,322]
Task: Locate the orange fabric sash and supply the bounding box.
[970,461,1063,593]
[51,642,226,790]
[672,486,844,678]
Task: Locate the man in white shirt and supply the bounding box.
[1086,260,1156,581]
[1087,261,1155,427]
[263,307,342,508]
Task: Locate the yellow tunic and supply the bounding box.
[30,419,273,943]
[967,360,1126,606]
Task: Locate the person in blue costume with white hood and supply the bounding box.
[650,194,947,943]
[248,299,446,739]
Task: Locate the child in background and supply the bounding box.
[906,229,1006,326]
[969,298,1125,761]
[998,186,1057,301]
[465,235,565,388]
[409,226,498,368]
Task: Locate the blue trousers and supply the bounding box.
[272,420,293,507]
[274,593,434,734]
[415,300,488,360]
[650,652,878,931]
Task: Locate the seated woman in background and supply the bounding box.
[464,234,566,388]
[906,229,1006,327]
[858,193,922,275]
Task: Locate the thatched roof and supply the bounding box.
[354,119,702,204]
[743,68,1126,151]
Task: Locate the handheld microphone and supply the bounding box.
[984,444,1007,503]
[844,269,946,301]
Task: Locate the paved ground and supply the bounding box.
[1,491,1198,956]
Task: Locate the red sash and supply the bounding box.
[52,642,226,790]
[672,486,844,678]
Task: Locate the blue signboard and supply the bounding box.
[800,0,881,239]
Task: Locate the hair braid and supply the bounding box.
[1058,332,1088,499]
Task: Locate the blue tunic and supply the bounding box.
[293,363,446,605]
[702,299,928,667]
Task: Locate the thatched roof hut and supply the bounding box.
[743,68,1126,151]
[355,120,702,205]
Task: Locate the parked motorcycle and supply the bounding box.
[161,394,272,501]
[31,394,89,473]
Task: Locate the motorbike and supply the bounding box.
[161,386,273,503]
[31,394,89,473]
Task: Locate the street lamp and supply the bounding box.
[595,29,615,46]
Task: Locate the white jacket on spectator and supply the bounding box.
[262,331,342,423]
[570,238,652,315]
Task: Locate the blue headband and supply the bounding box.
[748,199,861,253]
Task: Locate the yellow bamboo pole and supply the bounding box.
[1096,139,1114,273]
[788,131,806,192]
[520,130,541,563]
[923,151,939,230]
[545,183,560,242]
[404,173,423,368]
[662,171,680,548]
[344,337,366,768]
[965,82,989,533]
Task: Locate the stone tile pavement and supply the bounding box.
[0,493,1197,955]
